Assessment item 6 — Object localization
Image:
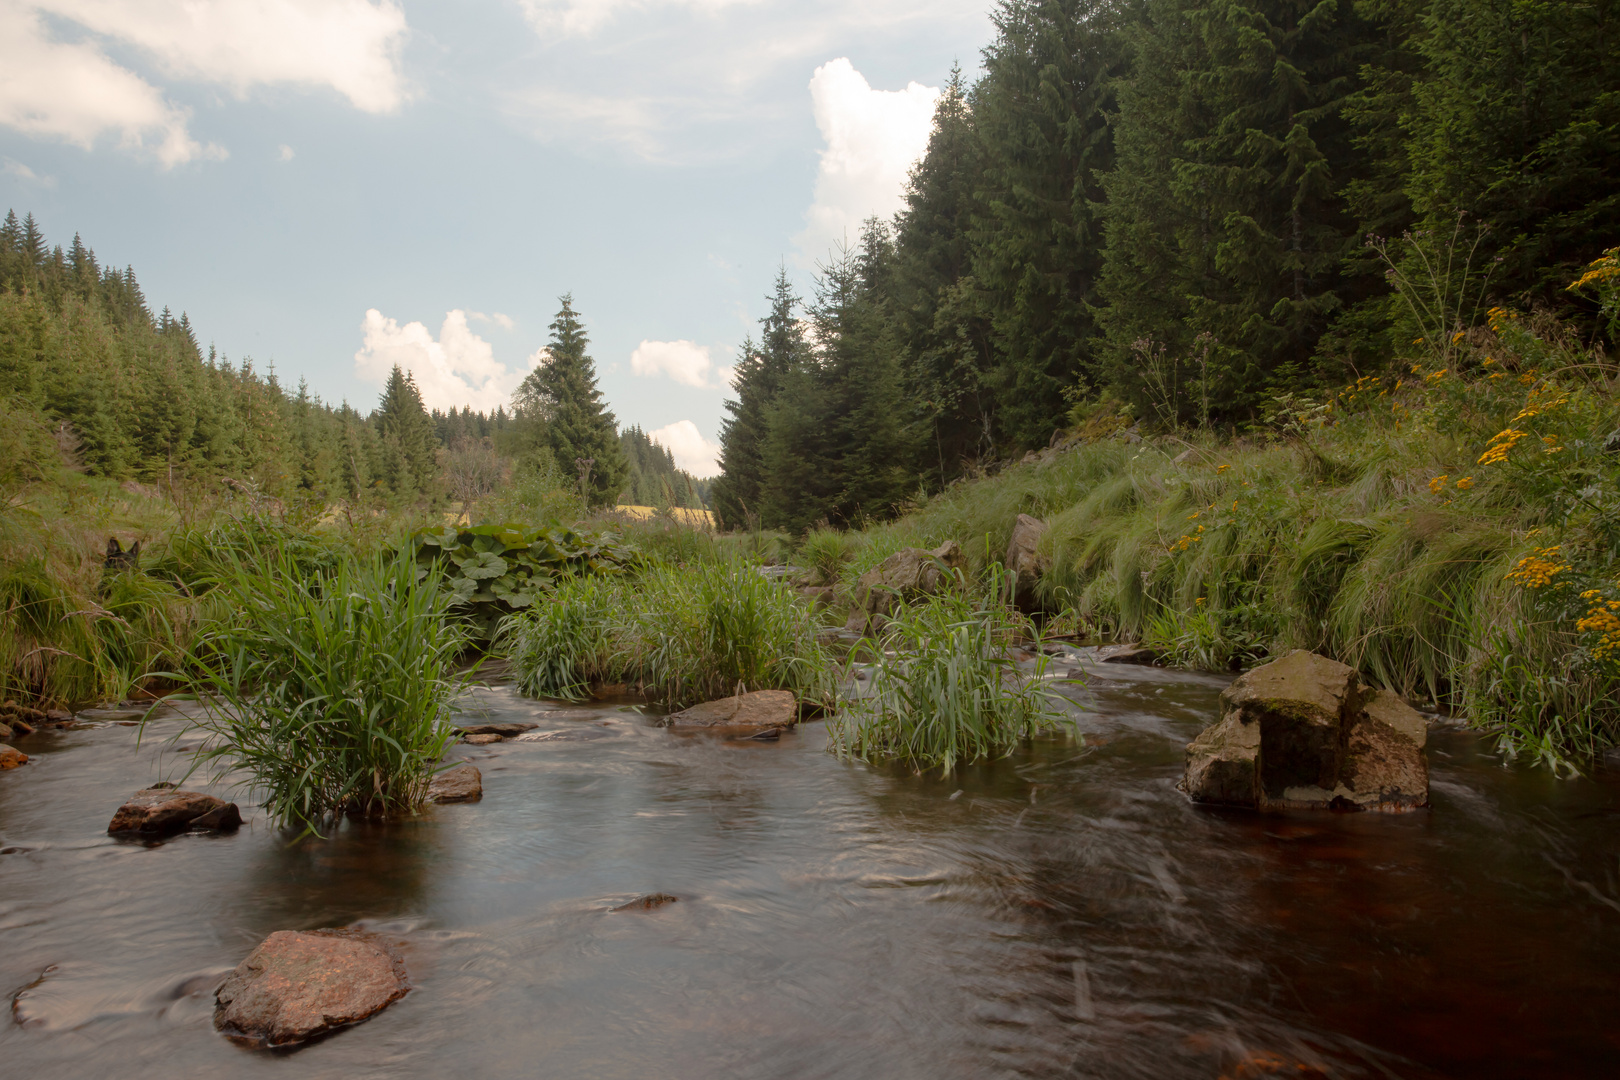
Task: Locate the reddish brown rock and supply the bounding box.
[661,690,797,734]
[0,744,27,770]
[462,732,505,745]
[427,762,482,803]
[107,786,242,836]
[845,541,965,633]
[214,929,409,1046]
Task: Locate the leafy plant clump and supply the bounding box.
[167,548,468,835]
[505,574,624,701]
[828,587,1074,774]
[413,521,635,642]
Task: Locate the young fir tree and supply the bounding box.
[760,227,913,532]
[374,364,438,495]
[511,296,627,508]
[711,269,810,529]
[971,0,1132,448]
[1098,0,1383,421]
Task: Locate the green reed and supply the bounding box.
[827,585,1073,774]
[163,546,467,835]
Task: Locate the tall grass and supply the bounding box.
[827,585,1073,773]
[166,548,467,835]
[503,556,835,709]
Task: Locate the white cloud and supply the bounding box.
[469,311,516,331]
[0,1,408,165]
[795,58,937,262]
[3,158,56,187]
[0,5,220,167]
[649,420,722,477]
[502,1,987,160]
[36,1,409,113]
[277,144,295,162]
[630,339,714,388]
[354,309,540,412]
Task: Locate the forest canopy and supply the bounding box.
[712,0,1620,531]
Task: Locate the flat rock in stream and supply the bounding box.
[660,690,797,734]
[1183,650,1428,813]
[1099,645,1162,666]
[214,928,408,1047]
[0,744,27,769]
[107,785,242,836]
[427,763,482,803]
[455,722,538,737]
[612,893,678,912]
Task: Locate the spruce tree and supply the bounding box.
[972,0,1132,447]
[1099,0,1383,421]
[511,296,627,508]
[375,365,438,495]
[711,270,809,528]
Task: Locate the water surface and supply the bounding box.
[3,651,1619,1078]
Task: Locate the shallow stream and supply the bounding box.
[3,650,1619,1078]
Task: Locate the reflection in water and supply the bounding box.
[1,649,1618,1078]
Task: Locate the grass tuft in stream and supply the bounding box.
[828,584,1074,774]
[164,547,467,835]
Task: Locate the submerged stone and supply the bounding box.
[455,722,537,737]
[1183,650,1428,813]
[428,763,482,803]
[661,690,797,734]
[108,786,242,836]
[214,928,409,1046]
[611,893,678,911]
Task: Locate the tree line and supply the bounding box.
[712,0,1619,531]
[0,213,706,514]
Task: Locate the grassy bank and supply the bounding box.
[827,301,1620,770]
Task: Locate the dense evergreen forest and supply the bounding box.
[0,213,706,515]
[712,0,1620,531]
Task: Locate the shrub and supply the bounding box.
[166,548,467,835]
[827,587,1074,773]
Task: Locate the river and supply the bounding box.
[3,650,1618,1078]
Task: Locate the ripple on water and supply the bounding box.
[2,662,1619,1077]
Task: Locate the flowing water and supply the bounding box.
[3,649,1619,1079]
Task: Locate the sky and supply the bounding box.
[0,0,996,476]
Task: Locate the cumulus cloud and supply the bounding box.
[648,420,722,477]
[795,58,937,262]
[0,1,408,164]
[277,144,295,162]
[502,1,986,160]
[0,5,220,167]
[37,1,409,112]
[354,309,539,412]
[630,339,714,388]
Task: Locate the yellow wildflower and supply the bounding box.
[1429,475,1449,493]
[1504,547,1570,589]
[1478,429,1528,465]
[1456,477,1474,490]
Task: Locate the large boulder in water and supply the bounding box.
[1183,650,1428,812]
[661,690,797,735]
[0,744,26,770]
[108,785,242,836]
[427,762,482,803]
[845,541,964,633]
[214,928,409,1046]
